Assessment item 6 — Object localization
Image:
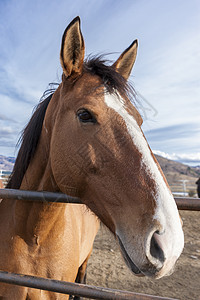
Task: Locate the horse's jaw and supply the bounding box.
[117,235,144,277]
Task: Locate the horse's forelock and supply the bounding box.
[84,56,136,101]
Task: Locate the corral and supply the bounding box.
[0,189,199,300]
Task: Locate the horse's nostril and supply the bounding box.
[150,232,165,263]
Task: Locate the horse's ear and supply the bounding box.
[60,16,85,78]
[113,40,138,80]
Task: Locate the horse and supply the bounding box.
[0,17,184,299]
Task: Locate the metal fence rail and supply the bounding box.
[0,188,81,203]
[174,197,200,211]
[0,271,177,300]
[0,189,200,211]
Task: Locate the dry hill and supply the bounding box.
[155,154,199,196]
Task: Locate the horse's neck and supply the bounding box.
[4,107,99,249]
[12,146,99,253]
[13,133,67,245]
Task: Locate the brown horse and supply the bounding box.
[0,17,184,299]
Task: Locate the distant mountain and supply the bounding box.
[155,155,200,179]
[155,154,199,195]
[0,155,15,171]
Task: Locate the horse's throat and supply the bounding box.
[14,200,66,247]
[13,148,65,246]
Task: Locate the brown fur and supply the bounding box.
[60,16,85,78]
[113,39,138,80]
[0,17,182,299]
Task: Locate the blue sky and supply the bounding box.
[0,0,200,165]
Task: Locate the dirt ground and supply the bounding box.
[86,211,200,300]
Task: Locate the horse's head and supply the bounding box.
[48,17,184,278]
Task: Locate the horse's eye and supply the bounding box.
[77,109,96,123]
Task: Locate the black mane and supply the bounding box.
[7,56,135,189]
[7,94,54,189]
[84,56,135,98]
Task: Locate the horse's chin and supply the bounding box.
[117,235,144,277]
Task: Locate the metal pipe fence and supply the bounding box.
[174,197,200,211]
[0,188,200,211]
[0,188,81,204]
[0,271,177,300]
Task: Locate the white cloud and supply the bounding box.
[153,150,200,165]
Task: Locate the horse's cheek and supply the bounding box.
[50,128,85,195]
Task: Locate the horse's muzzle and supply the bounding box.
[117,230,168,278]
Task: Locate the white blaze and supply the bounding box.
[104,91,184,264]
